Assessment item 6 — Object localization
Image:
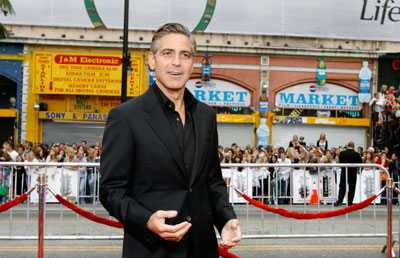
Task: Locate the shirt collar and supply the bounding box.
[152,82,196,112]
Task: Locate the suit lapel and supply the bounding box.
[142,89,187,179]
[190,106,207,186]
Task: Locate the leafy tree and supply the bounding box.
[0,0,14,39]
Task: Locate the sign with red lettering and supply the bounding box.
[33,52,143,97]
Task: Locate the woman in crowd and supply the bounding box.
[363,151,375,171]
[221,149,235,164]
[0,150,12,184]
[63,147,78,170]
[316,132,328,152]
[46,148,59,163]
[87,148,100,203]
[13,154,26,195]
[299,151,308,164]
[376,152,389,204]
[253,151,269,203]
[24,151,38,189]
[268,154,278,204]
[58,149,66,162]
[308,151,321,175]
[286,147,299,164]
[76,150,88,204]
[288,134,300,149]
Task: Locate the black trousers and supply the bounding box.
[338,171,357,205]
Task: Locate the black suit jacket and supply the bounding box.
[99,86,236,258]
[339,148,362,175]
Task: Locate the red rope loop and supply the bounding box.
[237,190,381,220]
[0,187,35,213]
[50,191,241,257]
[52,193,124,228]
[218,246,241,258]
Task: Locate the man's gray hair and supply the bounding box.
[150,23,196,58]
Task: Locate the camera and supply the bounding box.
[299,136,306,147]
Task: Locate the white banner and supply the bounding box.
[222,168,253,203]
[3,0,400,42]
[275,83,362,111]
[29,168,79,203]
[292,169,381,204]
[186,79,251,107]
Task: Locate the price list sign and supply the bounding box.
[33,52,143,97]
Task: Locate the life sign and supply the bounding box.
[275,83,362,111]
[186,79,251,107]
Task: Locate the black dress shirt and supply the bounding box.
[153,83,196,177]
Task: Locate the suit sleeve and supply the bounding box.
[99,108,154,242]
[207,113,237,233]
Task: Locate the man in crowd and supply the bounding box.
[3,141,18,161]
[335,141,362,206]
[100,23,241,258]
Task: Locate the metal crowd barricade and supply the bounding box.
[221,163,396,257]
[0,162,396,258]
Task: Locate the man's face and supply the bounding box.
[148,33,194,92]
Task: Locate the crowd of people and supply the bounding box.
[218,133,399,205]
[370,84,400,148]
[0,132,398,205]
[0,140,102,203]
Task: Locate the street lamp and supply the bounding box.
[121,0,130,103]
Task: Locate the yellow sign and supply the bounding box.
[39,111,108,121]
[33,52,143,97]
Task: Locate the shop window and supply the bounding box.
[280,108,362,118]
[213,106,253,115]
[0,75,16,109]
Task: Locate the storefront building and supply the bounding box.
[268,57,372,149]
[22,44,260,147]
[0,43,24,144]
[3,1,400,148]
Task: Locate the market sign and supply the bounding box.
[275,83,362,111]
[33,52,143,97]
[186,79,251,107]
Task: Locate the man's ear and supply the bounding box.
[148,52,156,70]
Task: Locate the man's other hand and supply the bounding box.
[219,219,242,249]
[146,210,192,242]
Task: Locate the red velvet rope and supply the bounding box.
[0,187,35,213]
[52,192,242,257]
[240,193,379,219]
[53,193,241,257]
[53,194,124,228]
[218,246,241,258]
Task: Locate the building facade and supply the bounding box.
[2,1,400,149]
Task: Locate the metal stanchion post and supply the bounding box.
[387,178,394,258]
[38,172,46,258]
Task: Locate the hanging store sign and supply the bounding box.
[275,83,362,111]
[186,79,251,107]
[33,52,143,97]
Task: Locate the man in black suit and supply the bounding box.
[99,23,241,258]
[336,141,363,206]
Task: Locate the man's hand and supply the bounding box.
[146,210,192,242]
[219,219,241,249]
